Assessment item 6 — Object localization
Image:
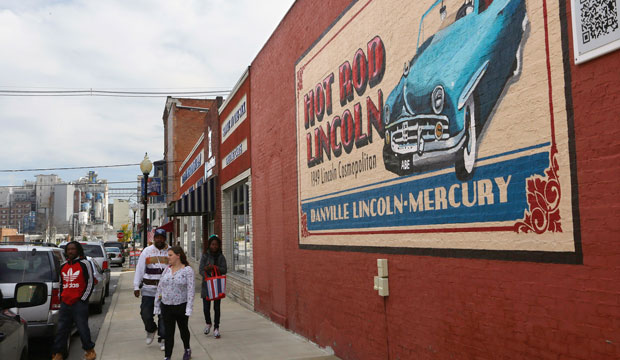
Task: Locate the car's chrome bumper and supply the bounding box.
[386,114,465,164]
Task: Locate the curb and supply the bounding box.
[94,271,130,359]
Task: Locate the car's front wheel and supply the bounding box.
[455,94,477,180]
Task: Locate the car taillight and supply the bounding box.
[102,260,109,270]
[0,248,17,252]
[50,288,61,310]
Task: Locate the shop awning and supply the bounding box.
[158,220,174,232]
[172,177,216,217]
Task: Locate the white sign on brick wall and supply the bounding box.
[571,0,620,64]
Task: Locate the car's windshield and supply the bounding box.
[418,0,477,50]
[106,248,121,253]
[82,244,104,257]
[0,250,53,283]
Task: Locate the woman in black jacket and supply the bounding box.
[199,234,227,338]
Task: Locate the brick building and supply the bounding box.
[218,68,254,306]
[243,0,620,359]
[163,97,221,204]
[0,201,33,231]
[0,228,25,242]
[164,97,222,266]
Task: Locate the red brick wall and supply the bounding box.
[250,1,620,359]
[220,76,251,186]
[170,98,218,201]
[205,98,224,238]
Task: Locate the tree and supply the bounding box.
[120,224,132,243]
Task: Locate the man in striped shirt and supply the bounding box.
[134,228,169,350]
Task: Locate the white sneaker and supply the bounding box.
[146,331,156,345]
[214,328,220,338]
[203,324,211,335]
[159,340,165,351]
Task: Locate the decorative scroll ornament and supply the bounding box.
[515,146,562,233]
[301,210,310,238]
[296,66,305,92]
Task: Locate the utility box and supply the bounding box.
[376,277,389,296]
[375,259,389,296]
[377,259,388,277]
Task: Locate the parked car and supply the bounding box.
[0,282,48,360]
[59,241,110,297]
[383,0,527,180]
[103,241,125,254]
[0,244,65,341]
[105,247,124,267]
[85,257,106,314]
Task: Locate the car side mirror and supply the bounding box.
[14,283,48,308]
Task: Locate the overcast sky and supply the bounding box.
[0,0,294,201]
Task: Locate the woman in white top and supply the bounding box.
[154,246,195,360]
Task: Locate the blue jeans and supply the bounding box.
[52,300,94,353]
[140,295,165,341]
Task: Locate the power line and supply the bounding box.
[0,163,139,172]
[0,181,139,188]
[0,161,186,173]
[0,88,230,97]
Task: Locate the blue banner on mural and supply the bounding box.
[302,150,548,231]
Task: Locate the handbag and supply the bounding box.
[204,266,226,301]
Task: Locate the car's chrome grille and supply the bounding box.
[390,116,449,145]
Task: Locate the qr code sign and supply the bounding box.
[579,0,619,43]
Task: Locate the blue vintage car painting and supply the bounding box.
[383,0,528,180]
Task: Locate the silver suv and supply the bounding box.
[0,244,65,340]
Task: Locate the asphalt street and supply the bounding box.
[28,266,123,360]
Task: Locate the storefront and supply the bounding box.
[172,134,213,264]
[218,68,254,307]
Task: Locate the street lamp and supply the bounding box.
[140,153,153,248]
[130,203,139,249]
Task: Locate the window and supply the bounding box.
[194,215,202,260]
[190,216,196,259]
[82,245,104,257]
[229,181,252,277]
[0,251,53,282]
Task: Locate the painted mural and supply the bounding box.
[295,0,580,262]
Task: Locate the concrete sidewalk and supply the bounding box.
[94,271,337,360]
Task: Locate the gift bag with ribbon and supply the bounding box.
[204,267,226,301]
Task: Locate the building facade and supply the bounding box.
[163,97,222,263]
[218,68,254,307]
[112,199,131,231]
[246,0,620,359]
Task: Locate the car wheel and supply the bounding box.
[62,332,71,359]
[512,43,523,77]
[20,347,28,360]
[105,281,110,297]
[455,94,477,181]
[92,293,104,314]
